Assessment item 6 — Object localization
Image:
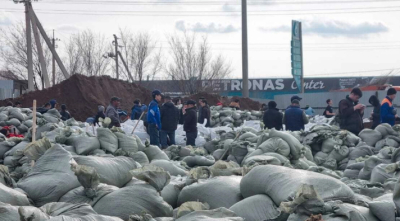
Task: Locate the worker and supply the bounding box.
[179,101,187,125]
[105,96,121,128]
[131,99,143,120]
[304,105,315,117]
[160,96,179,149]
[263,101,283,130]
[148,90,162,147]
[229,99,240,110]
[94,105,106,126]
[283,99,309,131]
[287,95,302,109]
[323,99,335,118]
[369,95,381,129]
[60,104,71,121]
[381,88,397,126]
[184,100,197,146]
[6,101,13,107]
[197,97,205,124]
[50,99,57,109]
[37,103,51,114]
[14,102,22,108]
[338,87,364,135]
[199,99,211,127]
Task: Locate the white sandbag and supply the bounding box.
[16,145,80,206]
[94,185,173,220]
[177,176,243,209]
[73,156,137,187]
[240,165,355,206]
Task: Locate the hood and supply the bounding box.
[163,102,175,108]
[369,95,380,107]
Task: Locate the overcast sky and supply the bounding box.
[1,0,400,79]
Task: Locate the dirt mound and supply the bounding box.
[188,92,261,111]
[0,74,152,121]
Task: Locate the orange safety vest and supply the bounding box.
[381,97,393,107]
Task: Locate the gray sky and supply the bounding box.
[1,0,400,79]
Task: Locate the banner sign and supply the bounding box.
[291,20,303,93]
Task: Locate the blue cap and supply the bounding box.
[50,99,57,105]
[291,95,302,102]
[152,90,162,97]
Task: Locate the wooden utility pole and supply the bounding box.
[242,0,249,98]
[114,34,119,80]
[25,2,34,91]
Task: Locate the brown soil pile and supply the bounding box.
[188,92,262,110]
[0,74,152,121]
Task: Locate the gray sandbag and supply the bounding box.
[268,129,302,160]
[375,138,399,152]
[328,145,350,162]
[204,140,220,154]
[175,207,244,221]
[369,200,395,221]
[23,137,52,161]
[175,201,210,219]
[256,133,270,148]
[242,155,281,167]
[378,146,396,160]
[0,202,50,221]
[376,123,398,137]
[115,132,138,153]
[0,182,30,206]
[178,176,243,209]
[213,149,226,161]
[344,169,360,179]
[16,145,80,206]
[17,124,28,134]
[359,129,382,147]
[150,160,188,176]
[129,151,149,166]
[59,182,118,206]
[0,141,17,159]
[0,113,8,121]
[322,138,341,153]
[35,123,58,140]
[74,155,137,187]
[371,163,396,184]
[144,145,170,162]
[257,137,290,157]
[6,118,21,127]
[161,176,186,208]
[239,132,256,141]
[209,161,242,177]
[133,134,146,151]
[314,151,329,165]
[358,156,385,181]
[97,128,118,153]
[348,142,374,160]
[322,158,337,171]
[130,165,171,192]
[8,108,24,121]
[347,161,365,170]
[308,166,342,179]
[72,136,100,155]
[23,120,32,128]
[183,155,215,167]
[94,185,173,220]
[240,165,355,206]
[0,165,14,187]
[229,194,285,221]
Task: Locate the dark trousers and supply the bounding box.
[148,123,160,146]
[160,130,175,149]
[186,131,197,146]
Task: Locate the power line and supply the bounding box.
[305,67,400,76]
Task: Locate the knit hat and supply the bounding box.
[387,88,397,96]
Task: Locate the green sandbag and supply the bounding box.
[97,128,118,153]
[115,132,138,153]
[258,137,290,157]
[269,129,302,160]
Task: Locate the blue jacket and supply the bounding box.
[305,107,315,116]
[147,100,161,129]
[381,96,396,126]
[284,106,306,131]
[131,105,143,120]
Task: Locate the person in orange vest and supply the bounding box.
[381,88,397,126]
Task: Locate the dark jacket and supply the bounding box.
[131,105,143,120]
[381,96,396,126]
[179,108,184,125]
[263,108,283,130]
[94,111,106,126]
[339,95,364,135]
[369,95,380,129]
[323,105,334,118]
[198,105,211,127]
[60,110,71,121]
[284,106,308,131]
[198,106,203,123]
[184,107,197,133]
[105,104,121,128]
[160,102,179,131]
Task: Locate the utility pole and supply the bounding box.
[25,1,34,91]
[51,30,60,86]
[242,0,249,98]
[113,34,119,80]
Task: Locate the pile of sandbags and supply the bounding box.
[210,106,263,128]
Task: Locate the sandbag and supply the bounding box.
[17,145,80,206]
[0,182,30,206]
[238,132,256,141]
[59,182,118,206]
[183,155,215,167]
[242,155,281,167]
[6,118,21,127]
[204,140,220,154]
[8,108,24,121]
[74,155,137,187]
[344,169,360,179]
[161,176,186,208]
[328,145,350,162]
[314,151,329,165]
[23,137,52,161]
[359,129,382,147]
[376,123,398,137]
[370,164,395,184]
[175,207,244,221]
[240,165,355,206]
[72,136,100,155]
[229,194,284,221]
[258,137,290,157]
[348,143,374,160]
[0,141,17,159]
[144,145,170,162]
[115,132,138,153]
[358,156,385,181]
[130,165,171,192]
[97,128,118,153]
[178,176,243,209]
[322,138,341,153]
[150,160,188,176]
[129,151,149,166]
[94,185,173,220]
[269,129,302,160]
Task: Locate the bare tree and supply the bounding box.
[117,29,163,83]
[0,22,53,90]
[166,32,232,94]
